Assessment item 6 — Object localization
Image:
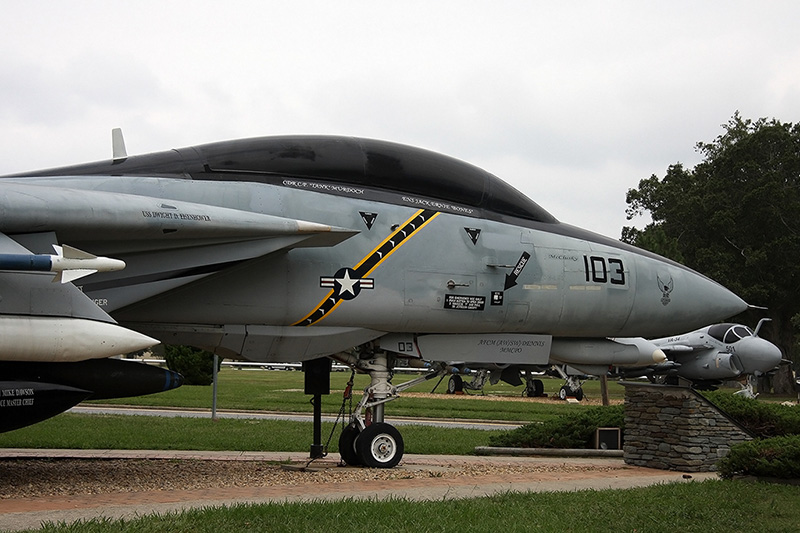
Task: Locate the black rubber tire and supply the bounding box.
[559,385,584,401]
[356,422,404,468]
[338,423,362,466]
[447,375,463,394]
[525,379,544,397]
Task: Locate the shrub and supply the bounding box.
[717,434,800,479]
[488,405,624,449]
[164,345,217,386]
[704,391,800,438]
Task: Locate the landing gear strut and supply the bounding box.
[522,371,544,397]
[734,374,758,399]
[551,365,585,401]
[447,374,463,394]
[445,369,488,395]
[334,348,444,468]
[558,381,584,401]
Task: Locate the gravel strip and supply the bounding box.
[0,458,615,499]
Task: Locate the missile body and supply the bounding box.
[0,381,91,433]
[0,316,158,362]
[0,359,183,432]
[0,245,125,283]
[0,358,184,400]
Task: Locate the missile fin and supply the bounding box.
[54,269,98,284]
[61,244,97,260]
[53,244,96,260]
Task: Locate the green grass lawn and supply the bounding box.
[0,413,490,455]
[0,369,620,454]
[25,480,800,533]
[91,368,621,422]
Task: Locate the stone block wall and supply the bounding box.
[621,381,752,472]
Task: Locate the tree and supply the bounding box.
[623,113,800,391]
[163,344,218,386]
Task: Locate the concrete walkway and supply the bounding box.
[0,449,716,532]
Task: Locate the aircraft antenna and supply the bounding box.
[753,317,771,337]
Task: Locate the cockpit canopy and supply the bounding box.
[10,135,558,224]
[195,136,558,224]
[708,323,753,344]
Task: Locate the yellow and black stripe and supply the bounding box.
[293,209,439,326]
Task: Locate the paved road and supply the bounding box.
[69,405,520,431]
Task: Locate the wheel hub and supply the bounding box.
[371,434,397,461]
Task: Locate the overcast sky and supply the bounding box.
[2,1,799,238]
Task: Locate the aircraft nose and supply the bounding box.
[760,339,782,368]
[624,253,751,337]
[699,279,748,320]
[679,271,749,326]
[739,337,783,374]
[655,271,747,335]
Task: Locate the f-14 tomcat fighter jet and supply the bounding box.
[0,133,747,466]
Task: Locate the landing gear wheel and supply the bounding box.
[447,375,463,394]
[338,423,362,466]
[356,422,404,468]
[559,385,584,401]
[525,379,544,397]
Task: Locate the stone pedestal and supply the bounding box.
[621,381,752,472]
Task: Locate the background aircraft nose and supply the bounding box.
[738,337,783,374]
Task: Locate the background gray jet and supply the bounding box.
[0,133,748,467]
[644,319,782,395]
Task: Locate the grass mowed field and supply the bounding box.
[0,368,626,453]
[0,369,608,453]
[23,480,800,533]
[0,413,490,455]
[90,367,623,422]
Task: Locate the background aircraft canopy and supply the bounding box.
[707,324,753,344]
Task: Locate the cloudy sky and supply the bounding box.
[2,1,799,238]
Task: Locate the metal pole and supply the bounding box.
[310,394,324,458]
[212,353,219,420]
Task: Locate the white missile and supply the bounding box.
[0,244,126,283]
[0,316,158,362]
[551,338,667,367]
[49,245,126,283]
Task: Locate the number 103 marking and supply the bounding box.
[583,255,626,285]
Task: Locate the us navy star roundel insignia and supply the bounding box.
[294,208,440,326]
[320,268,375,300]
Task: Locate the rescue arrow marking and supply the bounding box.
[504,251,531,290]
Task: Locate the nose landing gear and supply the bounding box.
[334,348,444,468]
